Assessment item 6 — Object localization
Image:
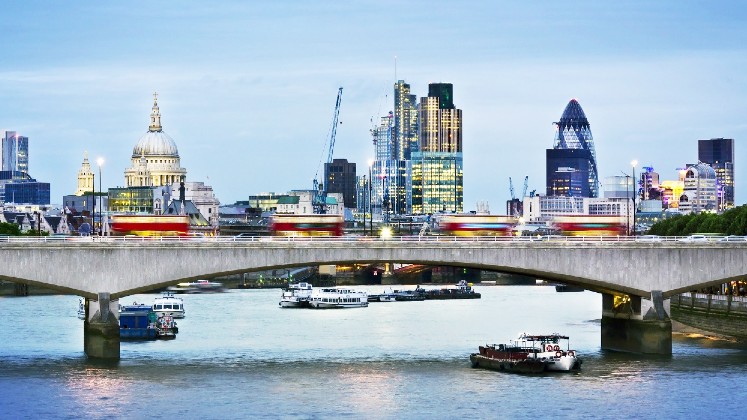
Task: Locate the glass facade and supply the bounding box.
[394,80,418,160]
[698,138,734,212]
[410,83,463,215]
[409,152,463,215]
[5,182,50,205]
[546,149,593,197]
[108,187,155,214]
[2,131,29,173]
[548,100,598,197]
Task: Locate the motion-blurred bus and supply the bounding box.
[438,215,519,236]
[110,215,190,237]
[269,214,344,237]
[551,215,627,236]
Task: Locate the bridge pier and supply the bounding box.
[84,292,120,360]
[601,290,672,355]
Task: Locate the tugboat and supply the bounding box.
[279,282,313,308]
[470,333,581,373]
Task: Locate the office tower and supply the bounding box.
[371,113,406,218]
[698,138,734,211]
[546,99,598,197]
[394,80,418,160]
[679,163,718,214]
[2,131,29,173]
[410,83,463,215]
[325,158,357,209]
[640,167,662,200]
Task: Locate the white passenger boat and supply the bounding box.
[151,293,186,318]
[308,287,368,309]
[279,282,313,308]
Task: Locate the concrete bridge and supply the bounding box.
[2,236,745,359]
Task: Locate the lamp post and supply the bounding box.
[91,171,95,236]
[631,159,638,236]
[382,175,388,224]
[362,174,367,236]
[368,160,373,236]
[623,172,631,236]
[97,157,104,237]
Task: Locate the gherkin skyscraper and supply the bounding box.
[546,99,599,197]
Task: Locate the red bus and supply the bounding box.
[269,214,344,237]
[439,215,519,236]
[551,215,627,236]
[110,215,190,237]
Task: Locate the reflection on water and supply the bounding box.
[1,286,746,418]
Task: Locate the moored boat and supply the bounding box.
[424,280,480,300]
[155,314,178,339]
[152,292,186,318]
[279,282,313,308]
[119,304,178,340]
[470,333,581,373]
[77,298,85,320]
[308,287,368,309]
[119,304,158,340]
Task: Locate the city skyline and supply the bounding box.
[2,1,746,210]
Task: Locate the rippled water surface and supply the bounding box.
[1,286,746,419]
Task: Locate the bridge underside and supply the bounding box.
[4,241,741,359]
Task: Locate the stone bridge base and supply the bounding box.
[600,291,672,355]
[83,293,120,360]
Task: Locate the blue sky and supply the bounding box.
[2,1,747,209]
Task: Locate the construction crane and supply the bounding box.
[521,176,529,198]
[312,87,343,214]
[509,177,515,200]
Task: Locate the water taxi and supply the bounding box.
[470,333,581,373]
[151,293,186,318]
[279,282,313,308]
[308,287,368,309]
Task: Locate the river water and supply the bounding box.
[1,285,746,419]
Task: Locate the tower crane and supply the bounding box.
[313,87,343,214]
[521,176,529,199]
[509,177,515,200]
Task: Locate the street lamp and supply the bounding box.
[622,172,631,236]
[631,159,638,236]
[368,160,373,236]
[97,157,104,237]
[91,171,95,235]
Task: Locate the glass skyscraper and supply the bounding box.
[546,99,598,198]
[698,137,734,211]
[2,131,29,174]
[410,83,463,215]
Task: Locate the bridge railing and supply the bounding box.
[674,292,747,313]
[0,234,739,244]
